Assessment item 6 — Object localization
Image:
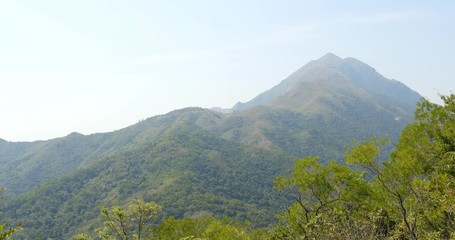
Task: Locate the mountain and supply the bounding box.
[218,53,420,159]
[0,108,228,196]
[232,53,420,112]
[3,112,293,238]
[0,54,422,238]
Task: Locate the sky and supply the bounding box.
[0,0,454,142]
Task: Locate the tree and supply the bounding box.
[346,95,455,239]
[74,202,261,240]
[0,224,21,240]
[346,137,420,239]
[276,94,455,239]
[152,216,257,240]
[391,95,455,238]
[94,199,161,240]
[274,157,374,239]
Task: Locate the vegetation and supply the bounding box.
[73,199,162,240]
[73,202,263,240]
[0,224,21,240]
[0,189,20,240]
[1,122,293,239]
[274,156,375,239]
[0,58,448,239]
[69,94,454,239]
[1,53,419,197]
[272,95,455,239]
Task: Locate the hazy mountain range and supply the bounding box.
[0,53,422,238]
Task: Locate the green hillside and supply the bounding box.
[2,120,293,238]
[0,108,224,196]
[0,54,422,238]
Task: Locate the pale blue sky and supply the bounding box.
[0,0,454,141]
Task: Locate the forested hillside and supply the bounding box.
[0,54,426,239]
[2,121,295,238]
[0,109,225,196]
[4,94,451,239]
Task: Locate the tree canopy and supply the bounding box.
[274,95,455,239]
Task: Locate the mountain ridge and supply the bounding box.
[0,53,423,238]
[0,54,421,196]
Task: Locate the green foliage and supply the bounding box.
[0,189,21,240]
[0,223,21,240]
[346,136,389,167]
[348,95,454,239]
[96,200,161,240]
[1,121,292,239]
[73,233,93,240]
[76,201,264,240]
[274,157,375,239]
[153,216,259,240]
[388,95,455,239]
[272,94,455,240]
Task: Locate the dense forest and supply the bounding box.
[2,94,453,239]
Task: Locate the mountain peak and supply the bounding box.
[313,53,344,69]
[319,53,342,61]
[231,53,421,112]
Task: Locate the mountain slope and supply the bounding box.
[0,108,224,196]
[2,120,293,239]
[0,53,422,238]
[218,54,418,160]
[232,53,420,112]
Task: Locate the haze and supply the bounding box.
[1,0,454,141]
